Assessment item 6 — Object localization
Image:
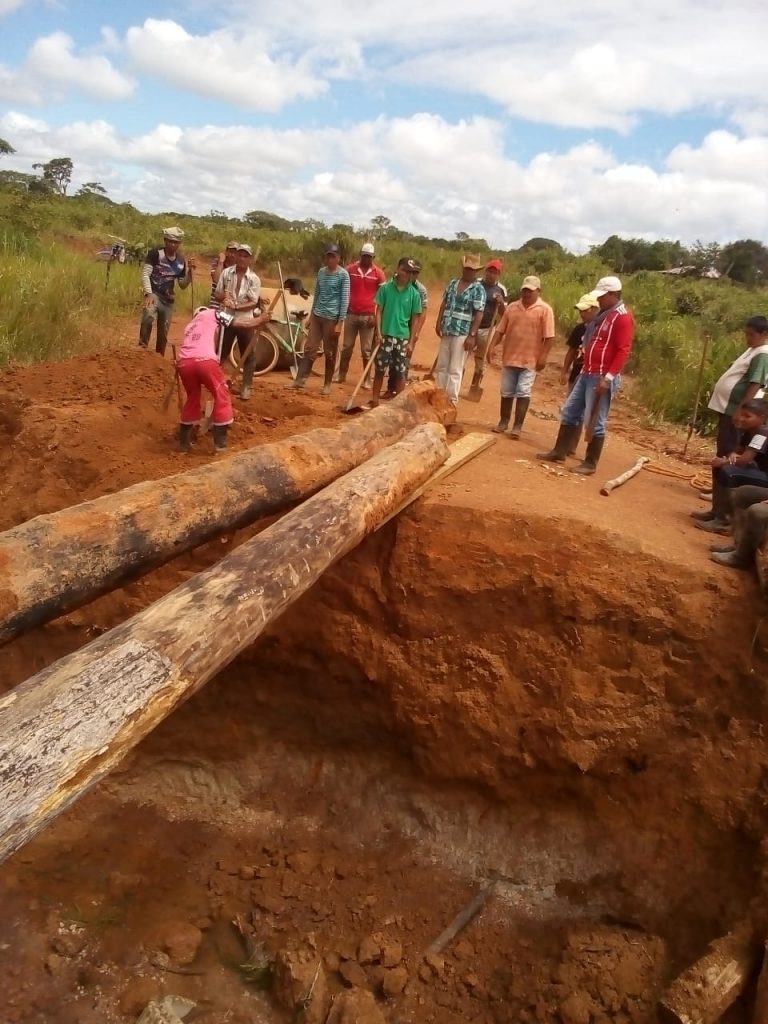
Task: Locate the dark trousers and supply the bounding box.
[220,325,256,383]
[716,413,739,458]
[712,465,768,518]
[139,296,173,355]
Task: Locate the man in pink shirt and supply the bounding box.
[335,242,385,385]
[176,306,267,454]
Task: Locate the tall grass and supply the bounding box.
[0,232,158,364]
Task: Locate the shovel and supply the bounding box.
[277,260,300,380]
[465,379,484,403]
[342,343,380,414]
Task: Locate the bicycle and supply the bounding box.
[229,309,309,378]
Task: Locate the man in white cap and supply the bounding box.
[215,243,268,400]
[336,242,385,385]
[488,275,555,438]
[537,276,634,474]
[434,255,487,407]
[139,226,195,356]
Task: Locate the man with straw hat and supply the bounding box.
[139,226,195,357]
[434,254,486,408]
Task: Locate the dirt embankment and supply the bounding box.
[1,343,768,1024]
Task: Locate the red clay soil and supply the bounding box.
[1,293,768,1024]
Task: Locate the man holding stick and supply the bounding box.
[288,244,350,395]
[138,227,195,356]
[537,276,634,475]
[215,244,265,401]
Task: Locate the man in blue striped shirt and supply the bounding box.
[288,244,350,395]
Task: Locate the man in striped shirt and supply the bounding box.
[288,244,350,395]
[537,276,634,475]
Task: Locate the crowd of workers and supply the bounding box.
[137,226,768,574]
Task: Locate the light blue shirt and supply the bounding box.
[312,267,350,321]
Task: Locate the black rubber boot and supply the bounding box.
[510,397,530,439]
[334,349,351,384]
[179,423,193,453]
[571,435,605,475]
[213,425,228,453]
[492,396,513,433]
[568,424,583,457]
[536,424,581,463]
[240,356,255,400]
[286,355,312,389]
[321,356,334,396]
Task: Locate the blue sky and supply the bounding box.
[1,0,767,250]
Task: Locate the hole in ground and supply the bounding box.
[0,505,765,1024]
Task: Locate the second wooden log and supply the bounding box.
[0,422,449,864]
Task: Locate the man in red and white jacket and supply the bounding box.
[335,242,386,385]
[537,276,634,475]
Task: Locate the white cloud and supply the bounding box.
[3,110,767,252]
[0,0,28,13]
[123,19,327,112]
[0,31,134,104]
[240,0,768,131]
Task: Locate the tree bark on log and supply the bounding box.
[0,383,447,647]
[658,922,760,1024]
[0,422,449,864]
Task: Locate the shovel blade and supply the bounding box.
[465,385,484,403]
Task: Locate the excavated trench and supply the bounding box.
[1,502,768,1024]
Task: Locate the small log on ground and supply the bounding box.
[0,422,449,863]
[658,921,760,1024]
[0,383,447,646]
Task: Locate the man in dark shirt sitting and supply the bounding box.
[693,399,768,534]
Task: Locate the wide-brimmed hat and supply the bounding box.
[463,254,482,270]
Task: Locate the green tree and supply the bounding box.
[76,181,107,198]
[32,157,73,195]
[0,137,15,156]
[244,209,291,230]
[370,214,391,239]
[455,231,470,242]
[720,239,768,285]
[520,237,562,252]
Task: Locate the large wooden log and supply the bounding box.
[0,383,447,646]
[658,922,760,1024]
[0,423,449,863]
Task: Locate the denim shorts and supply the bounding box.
[501,366,536,398]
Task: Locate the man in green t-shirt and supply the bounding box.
[371,257,423,408]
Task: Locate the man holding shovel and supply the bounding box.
[336,242,385,385]
[469,259,507,395]
[369,257,422,409]
[139,226,195,356]
[537,276,634,475]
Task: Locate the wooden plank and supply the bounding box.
[379,432,495,528]
[0,423,449,864]
[0,383,448,647]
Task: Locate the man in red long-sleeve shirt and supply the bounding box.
[335,242,386,385]
[537,276,634,475]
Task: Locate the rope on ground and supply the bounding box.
[642,462,710,490]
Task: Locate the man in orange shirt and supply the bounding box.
[488,275,555,438]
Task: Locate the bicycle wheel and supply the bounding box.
[229,331,279,376]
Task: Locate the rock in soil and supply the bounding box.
[327,989,387,1024]
[273,950,330,1024]
[158,922,202,965]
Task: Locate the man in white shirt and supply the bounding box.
[214,244,267,400]
[707,316,768,456]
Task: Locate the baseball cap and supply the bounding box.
[325,243,340,256]
[521,275,541,291]
[593,275,622,296]
[463,254,482,270]
[486,259,503,272]
[163,226,184,242]
[361,242,375,256]
[225,240,239,250]
[398,257,418,271]
[236,243,253,255]
[411,260,422,273]
[574,292,600,311]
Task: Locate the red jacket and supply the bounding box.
[346,261,386,316]
[582,303,634,377]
